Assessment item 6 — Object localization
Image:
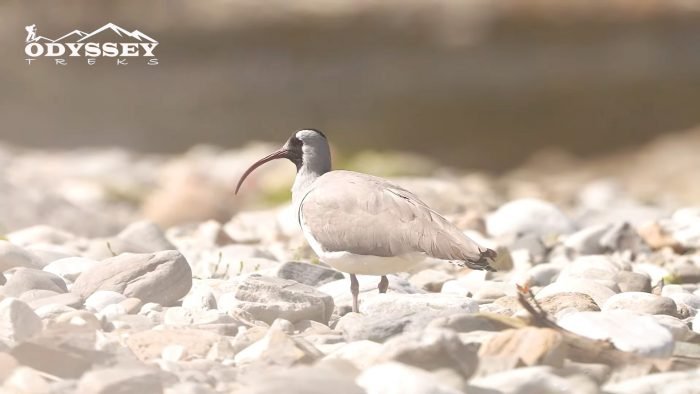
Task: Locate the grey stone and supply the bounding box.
[378,328,478,378]
[0,352,19,382]
[270,318,296,334]
[575,203,666,229]
[357,362,463,394]
[599,222,649,254]
[556,255,624,292]
[230,325,268,355]
[219,275,333,325]
[559,310,674,357]
[0,298,42,344]
[126,328,233,362]
[477,327,566,374]
[323,340,383,370]
[523,263,563,287]
[602,292,678,316]
[6,225,77,247]
[18,289,61,304]
[536,278,616,307]
[182,286,217,311]
[408,269,454,292]
[669,208,700,249]
[234,326,323,366]
[668,260,700,284]
[486,198,575,238]
[537,292,601,317]
[335,307,459,343]
[43,257,100,283]
[276,261,344,287]
[473,281,510,301]
[81,238,144,261]
[119,297,144,314]
[34,304,77,320]
[508,233,547,262]
[9,325,119,378]
[652,315,694,341]
[239,359,364,394]
[360,293,478,316]
[614,271,651,293]
[53,310,104,331]
[564,223,609,255]
[692,313,700,334]
[117,220,176,252]
[604,370,700,394]
[110,314,155,331]
[667,292,700,315]
[71,250,192,306]
[84,291,128,312]
[560,360,611,385]
[76,367,164,394]
[439,269,497,297]
[2,366,50,393]
[577,179,623,210]
[0,241,42,272]
[48,379,79,393]
[25,244,75,267]
[163,306,239,328]
[486,295,523,316]
[1,268,67,297]
[165,382,217,394]
[428,313,520,333]
[469,366,599,394]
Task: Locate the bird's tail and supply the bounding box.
[455,247,497,272]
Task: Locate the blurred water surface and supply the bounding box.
[1,0,700,171]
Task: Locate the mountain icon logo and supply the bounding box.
[24,23,159,66]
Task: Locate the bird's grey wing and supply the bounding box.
[300,171,495,269]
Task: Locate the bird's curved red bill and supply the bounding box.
[235,148,289,194]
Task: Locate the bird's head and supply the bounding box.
[235,129,330,194]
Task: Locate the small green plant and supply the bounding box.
[211,251,224,278]
[261,186,293,206]
[106,241,117,257]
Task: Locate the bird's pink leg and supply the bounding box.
[350,274,360,313]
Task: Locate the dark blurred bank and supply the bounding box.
[2,0,700,171]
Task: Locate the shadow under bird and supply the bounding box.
[236,129,496,313]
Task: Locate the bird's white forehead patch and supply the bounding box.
[296,129,323,140]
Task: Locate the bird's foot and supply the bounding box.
[378,275,388,293]
[350,274,360,313]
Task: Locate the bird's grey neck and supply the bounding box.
[291,156,330,208]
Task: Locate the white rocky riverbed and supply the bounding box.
[1,131,700,393]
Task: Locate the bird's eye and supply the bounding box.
[289,136,303,148]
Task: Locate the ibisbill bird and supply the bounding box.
[236,129,496,313]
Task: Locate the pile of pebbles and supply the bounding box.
[1,196,699,393]
[1,135,700,393]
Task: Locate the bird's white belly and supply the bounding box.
[317,250,426,275]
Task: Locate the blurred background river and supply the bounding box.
[2,0,700,171]
[0,0,699,235]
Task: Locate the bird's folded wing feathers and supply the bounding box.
[300,171,488,262]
